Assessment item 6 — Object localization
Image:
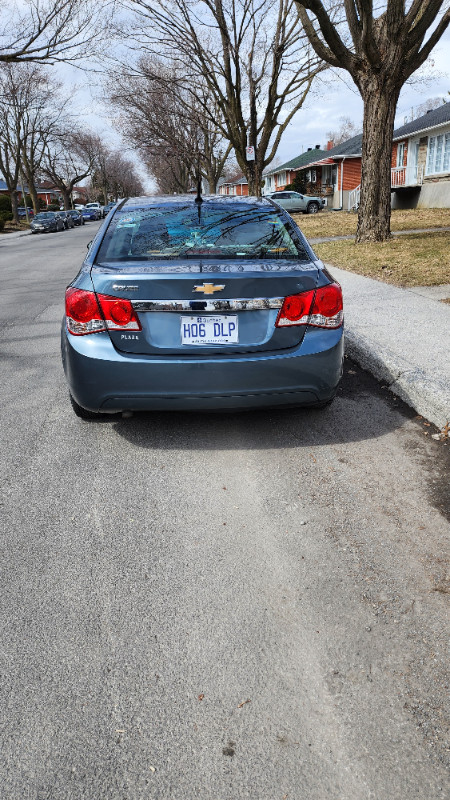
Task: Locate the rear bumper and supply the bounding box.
[62,324,344,412]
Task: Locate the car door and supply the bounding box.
[287,192,307,212]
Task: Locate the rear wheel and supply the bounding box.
[69,394,104,421]
[307,394,336,409]
[307,202,320,214]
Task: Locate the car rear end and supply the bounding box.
[62,197,343,413]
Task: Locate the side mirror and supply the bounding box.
[87,241,93,250]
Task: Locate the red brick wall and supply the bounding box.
[337,158,362,190]
[391,140,408,167]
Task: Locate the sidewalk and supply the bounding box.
[329,265,450,431]
[0,229,31,242]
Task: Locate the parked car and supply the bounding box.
[17,207,34,218]
[62,195,344,419]
[267,191,326,214]
[66,209,85,226]
[74,204,85,210]
[81,206,100,221]
[85,202,102,220]
[103,202,117,217]
[30,211,65,233]
[57,211,75,229]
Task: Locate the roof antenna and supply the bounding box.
[194,157,203,223]
[194,155,203,205]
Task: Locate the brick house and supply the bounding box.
[219,104,450,207]
[262,146,328,194]
[306,102,450,209]
[390,102,450,208]
[218,176,249,196]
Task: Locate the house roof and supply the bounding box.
[264,148,328,176]
[393,101,450,141]
[325,134,363,158]
[221,175,248,186]
[321,102,450,158]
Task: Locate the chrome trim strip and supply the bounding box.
[131,298,284,312]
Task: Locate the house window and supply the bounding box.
[397,142,405,167]
[278,171,286,186]
[426,131,450,175]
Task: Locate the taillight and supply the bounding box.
[309,283,343,328]
[276,289,315,326]
[65,288,142,336]
[276,283,343,329]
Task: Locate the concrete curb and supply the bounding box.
[0,230,31,242]
[344,328,450,430]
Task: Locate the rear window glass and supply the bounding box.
[95,204,309,262]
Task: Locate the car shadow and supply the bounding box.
[111,358,416,450]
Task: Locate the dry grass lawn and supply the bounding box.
[1,220,30,234]
[292,208,450,239]
[314,231,450,287]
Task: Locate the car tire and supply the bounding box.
[69,394,105,421]
[307,202,320,214]
[307,394,336,409]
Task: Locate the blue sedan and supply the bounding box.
[61,196,343,418]
[80,207,99,221]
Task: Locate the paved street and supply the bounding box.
[0,225,449,799]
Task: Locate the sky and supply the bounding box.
[56,21,450,189]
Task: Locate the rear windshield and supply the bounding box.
[95,204,309,262]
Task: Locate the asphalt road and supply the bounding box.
[0,225,449,800]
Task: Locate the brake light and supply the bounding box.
[309,283,343,328]
[276,283,343,329]
[276,289,315,326]
[65,288,142,335]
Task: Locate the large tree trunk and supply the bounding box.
[10,190,19,224]
[25,173,40,214]
[61,187,72,209]
[246,159,263,197]
[356,81,400,242]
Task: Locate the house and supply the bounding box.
[262,146,328,194]
[0,177,61,206]
[218,176,249,196]
[218,104,450,207]
[303,135,363,210]
[305,101,450,210]
[390,102,450,209]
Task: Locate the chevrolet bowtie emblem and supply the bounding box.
[193,283,225,295]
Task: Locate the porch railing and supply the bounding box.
[348,185,360,211]
[391,164,424,188]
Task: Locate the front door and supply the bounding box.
[406,139,420,185]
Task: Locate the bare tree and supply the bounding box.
[413,94,450,119]
[42,130,103,208]
[0,68,22,221]
[0,0,115,64]
[123,0,325,195]
[109,58,231,193]
[90,147,145,200]
[0,62,62,218]
[326,115,360,146]
[295,0,450,241]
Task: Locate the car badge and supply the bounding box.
[112,284,139,291]
[193,283,225,295]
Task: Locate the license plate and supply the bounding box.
[181,315,238,345]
